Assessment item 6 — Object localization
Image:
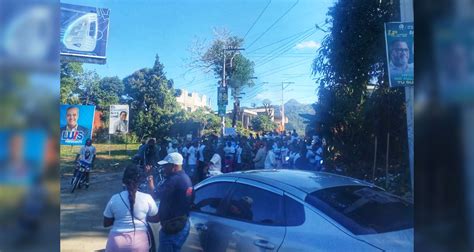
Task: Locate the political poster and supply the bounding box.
[60,105,95,145]
[385,22,414,88]
[217,86,228,105]
[109,105,129,134]
[60,3,110,64]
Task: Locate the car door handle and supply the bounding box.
[253,239,275,250]
[195,223,208,231]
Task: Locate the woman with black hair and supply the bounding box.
[103,165,159,251]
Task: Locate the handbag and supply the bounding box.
[119,193,156,252]
[161,215,188,235]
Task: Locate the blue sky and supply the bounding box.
[63,0,334,110]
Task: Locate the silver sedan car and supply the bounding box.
[182,169,413,252]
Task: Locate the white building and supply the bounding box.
[231,106,287,130]
[176,89,211,112]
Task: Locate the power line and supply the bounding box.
[257,58,313,77]
[246,0,299,50]
[255,30,316,66]
[243,0,272,39]
[249,20,326,67]
[247,26,314,54]
[253,29,315,65]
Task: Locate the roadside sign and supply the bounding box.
[218,105,226,117]
[217,86,228,105]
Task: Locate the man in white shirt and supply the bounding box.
[235,144,243,171]
[264,147,277,169]
[113,111,129,133]
[197,140,207,182]
[181,144,189,169]
[167,142,178,154]
[207,152,222,177]
[187,143,198,182]
[74,138,96,188]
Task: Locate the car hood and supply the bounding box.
[357,228,413,251]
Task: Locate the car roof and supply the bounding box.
[215,169,376,195]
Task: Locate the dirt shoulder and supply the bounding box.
[60,171,123,252]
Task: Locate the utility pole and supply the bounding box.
[221,51,226,136]
[221,48,244,136]
[281,82,294,132]
[399,0,414,194]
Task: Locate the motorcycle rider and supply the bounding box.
[74,138,96,188]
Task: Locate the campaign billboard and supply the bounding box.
[60,105,95,145]
[385,22,414,88]
[109,105,129,134]
[60,3,110,64]
[0,2,59,71]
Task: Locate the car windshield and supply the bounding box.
[305,185,413,235]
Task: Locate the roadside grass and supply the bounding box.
[60,143,140,175]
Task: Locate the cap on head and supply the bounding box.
[158,152,183,166]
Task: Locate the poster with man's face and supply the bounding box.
[385,22,414,88]
[109,105,129,134]
[60,105,95,145]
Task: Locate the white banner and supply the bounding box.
[109,105,129,134]
[224,127,237,136]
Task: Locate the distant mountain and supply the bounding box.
[274,99,315,135]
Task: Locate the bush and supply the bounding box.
[93,127,139,144]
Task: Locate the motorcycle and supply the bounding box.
[70,161,91,193]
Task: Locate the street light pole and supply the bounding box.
[221,52,226,136]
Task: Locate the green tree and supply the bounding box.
[124,55,183,141]
[312,0,407,185]
[76,70,101,106]
[60,62,83,104]
[186,107,221,136]
[251,115,277,133]
[194,29,255,127]
[97,76,124,108]
[200,34,255,88]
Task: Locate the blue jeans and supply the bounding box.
[158,220,190,252]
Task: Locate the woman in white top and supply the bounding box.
[103,165,159,252]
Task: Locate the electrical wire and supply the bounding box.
[246,0,299,50]
[243,0,272,39]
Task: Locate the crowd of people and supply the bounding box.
[134,129,326,185]
[99,130,326,251]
